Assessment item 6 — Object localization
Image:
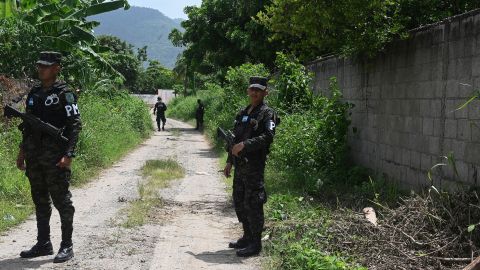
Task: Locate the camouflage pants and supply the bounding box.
[25,154,75,245]
[232,163,267,241]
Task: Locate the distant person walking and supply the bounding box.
[153,97,167,131]
[195,99,205,130]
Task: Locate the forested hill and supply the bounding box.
[90,6,184,69]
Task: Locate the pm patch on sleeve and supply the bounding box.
[64,92,80,117]
[267,120,276,131]
[65,92,76,104]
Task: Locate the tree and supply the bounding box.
[257,0,480,60]
[20,0,130,79]
[169,0,281,79]
[98,35,141,90]
[0,0,131,89]
[136,60,176,94]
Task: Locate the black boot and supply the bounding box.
[53,244,74,263]
[236,238,261,257]
[228,236,250,249]
[20,241,54,258]
[229,222,251,249]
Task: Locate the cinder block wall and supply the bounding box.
[307,9,480,189]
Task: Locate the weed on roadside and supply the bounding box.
[121,159,185,228]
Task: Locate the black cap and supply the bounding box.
[249,76,268,91]
[158,97,162,100]
[36,51,62,66]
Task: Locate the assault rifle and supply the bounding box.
[217,127,248,163]
[4,104,69,144]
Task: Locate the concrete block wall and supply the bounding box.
[307,10,480,189]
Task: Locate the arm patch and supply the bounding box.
[65,92,76,104]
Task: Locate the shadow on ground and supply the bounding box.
[0,257,52,270]
[186,249,251,265]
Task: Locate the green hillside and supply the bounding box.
[90,6,184,69]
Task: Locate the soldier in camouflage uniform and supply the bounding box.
[153,97,167,131]
[16,52,82,263]
[224,76,277,257]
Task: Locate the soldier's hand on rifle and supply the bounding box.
[16,149,26,171]
[224,162,233,178]
[232,142,245,157]
[56,156,72,169]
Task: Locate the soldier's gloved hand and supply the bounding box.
[232,142,245,157]
[16,149,26,171]
[56,156,72,169]
[224,163,233,178]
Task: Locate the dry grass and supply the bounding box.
[322,191,480,270]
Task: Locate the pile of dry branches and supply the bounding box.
[326,191,480,270]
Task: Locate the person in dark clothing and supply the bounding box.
[195,99,205,130]
[223,76,277,257]
[16,51,82,263]
[153,97,167,131]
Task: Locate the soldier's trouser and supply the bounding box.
[232,165,267,241]
[157,115,166,130]
[25,158,75,246]
[195,116,203,129]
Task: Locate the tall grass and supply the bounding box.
[0,93,153,232]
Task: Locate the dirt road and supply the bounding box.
[0,119,259,270]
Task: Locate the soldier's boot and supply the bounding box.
[229,223,251,249]
[229,236,250,249]
[20,240,54,258]
[53,243,74,263]
[236,237,262,257]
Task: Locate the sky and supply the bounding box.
[126,0,202,19]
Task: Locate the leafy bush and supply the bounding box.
[0,18,41,78]
[167,95,199,121]
[270,78,353,191]
[273,52,313,112]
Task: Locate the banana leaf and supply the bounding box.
[0,0,17,18]
[67,0,129,19]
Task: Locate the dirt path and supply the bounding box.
[0,119,259,270]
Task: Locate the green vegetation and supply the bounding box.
[169,0,279,79]
[122,159,185,228]
[72,92,153,184]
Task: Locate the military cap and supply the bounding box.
[36,51,62,66]
[249,76,268,91]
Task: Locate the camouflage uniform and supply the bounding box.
[228,101,276,244]
[154,100,167,130]
[20,81,82,246]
